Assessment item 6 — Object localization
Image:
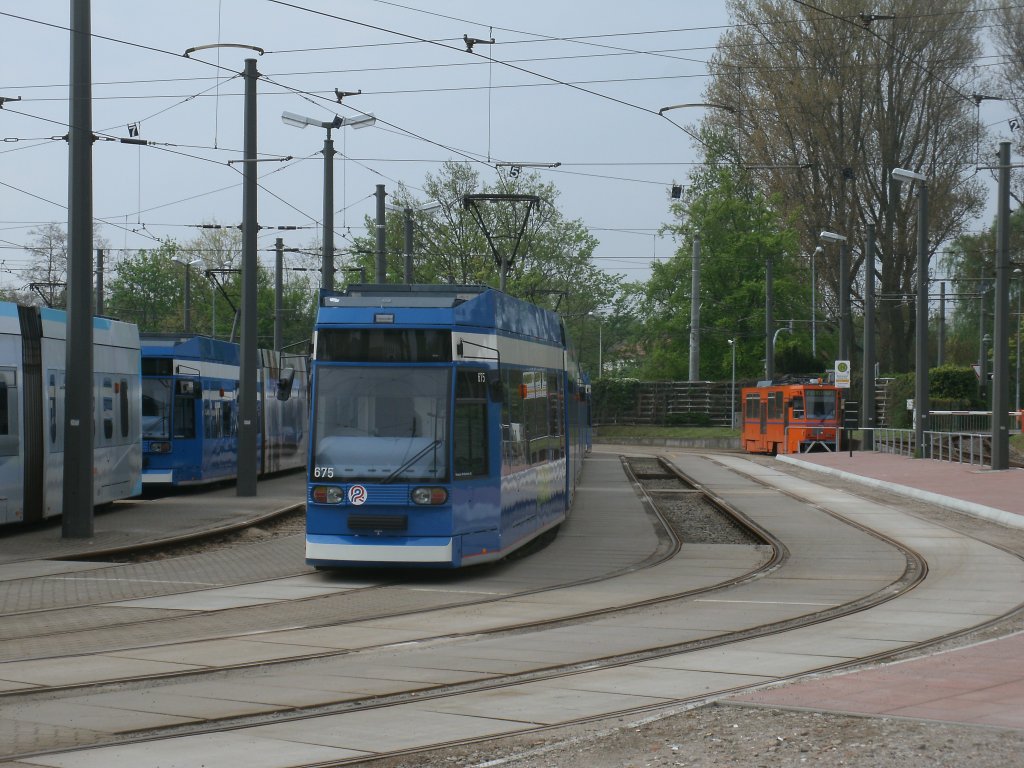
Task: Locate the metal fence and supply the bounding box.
[870,427,991,466]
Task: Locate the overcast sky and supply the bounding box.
[0,2,1014,292]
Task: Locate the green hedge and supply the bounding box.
[883,366,980,428]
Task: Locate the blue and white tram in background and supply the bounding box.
[305,284,591,569]
[0,302,141,525]
[141,335,308,486]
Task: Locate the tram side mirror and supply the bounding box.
[276,367,295,401]
[486,369,503,403]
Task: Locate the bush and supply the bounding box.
[883,365,983,428]
[592,378,640,423]
[930,365,979,403]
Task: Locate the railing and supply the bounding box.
[870,427,991,466]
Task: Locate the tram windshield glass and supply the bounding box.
[142,378,172,439]
[804,389,837,420]
[313,366,450,482]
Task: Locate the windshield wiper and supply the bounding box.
[382,439,441,484]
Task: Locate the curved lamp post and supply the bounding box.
[891,167,929,457]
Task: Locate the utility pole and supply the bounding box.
[689,234,701,381]
[63,0,95,538]
[274,237,284,351]
[375,184,386,283]
[991,141,1011,470]
[237,57,259,497]
[862,223,876,451]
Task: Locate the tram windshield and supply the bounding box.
[313,366,450,482]
[804,389,837,420]
[142,378,172,439]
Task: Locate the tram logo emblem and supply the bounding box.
[348,485,367,505]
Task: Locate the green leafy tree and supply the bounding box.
[105,241,185,330]
[642,131,802,381]
[702,0,986,372]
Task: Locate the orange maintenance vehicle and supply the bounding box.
[741,382,843,455]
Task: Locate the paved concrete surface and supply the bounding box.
[2,449,1023,766]
[721,449,1024,731]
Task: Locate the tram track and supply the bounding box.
[0,453,966,765]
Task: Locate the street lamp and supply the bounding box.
[588,312,603,377]
[891,166,929,457]
[172,257,203,334]
[811,246,822,357]
[728,338,737,429]
[819,230,849,361]
[281,110,376,291]
[1015,268,1022,412]
[385,200,442,284]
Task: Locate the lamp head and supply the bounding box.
[813,246,824,255]
[819,231,846,243]
[891,167,927,183]
[281,111,319,129]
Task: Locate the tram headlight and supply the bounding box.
[312,485,344,504]
[149,441,171,454]
[411,487,448,505]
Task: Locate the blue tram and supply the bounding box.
[141,335,308,485]
[0,302,141,525]
[305,284,590,569]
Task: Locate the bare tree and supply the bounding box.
[701,0,986,371]
[990,5,1024,205]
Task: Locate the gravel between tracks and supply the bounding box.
[367,452,1024,768]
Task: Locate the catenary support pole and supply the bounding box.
[991,141,1011,470]
[862,223,876,451]
[403,208,414,284]
[322,132,335,291]
[63,0,95,537]
[237,58,260,497]
[95,248,103,315]
[689,234,701,381]
[274,237,283,351]
[375,184,386,283]
[765,248,774,381]
[938,281,946,367]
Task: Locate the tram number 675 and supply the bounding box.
[313,466,334,479]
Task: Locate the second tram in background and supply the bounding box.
[141,335,308,486]
[0,302,141,525]
[741,381,842,455]
[305,284,591,569]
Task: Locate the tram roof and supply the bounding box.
[141,334,241,365]
[319,284,564,345]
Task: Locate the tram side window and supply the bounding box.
[119,379,130,439]
[98,377,114,441]
[501,368,527,473]
[454,370,488,478]
[548,372,564,460]
[174,389,196,439]
[791,396,804,419]
[0,368,16,457]
[745,394,760,420]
